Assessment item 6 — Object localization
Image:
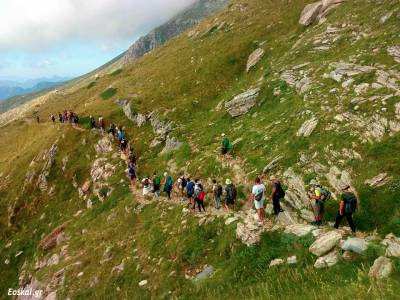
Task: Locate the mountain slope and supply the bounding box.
[1,0,400,299]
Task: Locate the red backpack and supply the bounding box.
[198,190,205,201]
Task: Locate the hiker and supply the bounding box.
[51,114,56,123]
[251,177,266,224]
[90,116,96,129]
[212,179,223,209]
[163,172,173,200]
[224,179,237,211]
[36,116,40,123]
[177,174,187,200]
[193,180,206,212]
[308,180,331,226]
[127,162,136,188]
[117,127,124,145]
[108,123,116,137]
[58,113,63,123]
[186,178,195,207]
[128,151,137,168]
[72,114,79,127]
[334,183,357,233]
[221,133,232,158]
[99,116,105,132]
[270,175,285,215]
[152,172,161,197]
[142,177,153,198]
[120,138,128,154]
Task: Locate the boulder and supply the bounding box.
[387,46,400,63]
[296,117,318,137]
[81,180,91,194]
[287,256,297,264]
[225,88,260,117]
[309,231,342,256]
[341,237,368,254]
[364,173,392,187]
[47,253,59,266]
[314,250,338,268]
[225,216,240,225]
[246,48,265,72]
[381,233,400,257]
[299,2,323,26]
[369,256,392,279]
[138,279,148,286]
[36,143,58,192]
[269,258,284,267]
[280,71,312,94]
[90,158,115,182]
[263,155,283,174]
[194,265,215,281]
[283,168,310,211]
[284,224,316,237]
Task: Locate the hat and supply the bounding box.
[221,133,225,137]
[269,175,276,180]
[163,172,168,177]
[309,179,318,186]
[225,178,232,185]
[339,181,350,190]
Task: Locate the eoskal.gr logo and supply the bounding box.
[8,288,43,298]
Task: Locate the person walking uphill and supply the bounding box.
[224,179,237,211]
[308,180,331,226]
[152,172,161,197]
[334,183,357,233]
[212,179,223,209]
[221,133,233,158]
[270,175,285,215]
[90,116,96,129]
[193,180,206,212]
[251,177,266,224]
[186,178,195,208]
[163,172,173,200]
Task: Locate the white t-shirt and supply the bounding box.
[252,184,266,201]
[142,178,152,195]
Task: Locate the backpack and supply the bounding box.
[181,177,187,188]
[319,187,331,202]
[254,189,264,201]
[198,190,205,201]
[129,165,135,176]
[275,182,285,198]
[344,192,357,213]
[216,184,223,197]
[227,184,237,201]
[153,176,161,185]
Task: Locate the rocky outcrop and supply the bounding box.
[296,117,318,137]
[309,231,342,256]
[225,88,260,117]
[94,136,113,154]
[90,158,115,182]
[283,168,310,211]
[280,70,312,94]
[36,142,58,192]
[328,62,375,82]
[263,155,283,174]
[314,250,338,268]
[116,99,147,127]
[387,46,400,63]
[284,224,316,237]
[160,136,182,154]
[364,173,392,187]
[236,211,264,246]
[369,256,392,279]
[246,48,265,72]
[39,223,67,251]
[299,0,345,26]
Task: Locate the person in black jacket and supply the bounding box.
[334,183,357,233]
[270,175,285,215]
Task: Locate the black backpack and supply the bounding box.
[181,177,187,188]
[227,184,237,200]
[275,182,285,198]
[344,192,357,213]
[319,187,331,202]
[216,184,223,197]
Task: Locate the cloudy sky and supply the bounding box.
[0,0,195,82]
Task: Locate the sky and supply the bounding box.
[0,0,196,82]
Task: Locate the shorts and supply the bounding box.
[315,200,325,215]
[129,174,136,180]
[254,199,264,209]
[221,148,228,155]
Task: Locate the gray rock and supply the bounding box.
[160,135,182,154]
[283,168,310,211]
[364,173,392,187]
[94,136,113,154]
[269,258,284,267]
[341,237,368,254]
[225,88,260,117]
[299,0,344,26]
[284,224,316,237]
[314,250,338,268]
[381,233,400,257]
[388,46,400,63]
[296,117,318,137]
[194,265,215,281]
[280,71,312,94]
[263,155,283,174]
[286,255,297,264]
[116,99,147,127]
[369,256,392,279]
[246,48,265,72]
[90,158,115,182]
[36,143,58,192]
[47,254,59,266]
[309,231,342,256]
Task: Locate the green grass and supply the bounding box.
[100,87,118,100]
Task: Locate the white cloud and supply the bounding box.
[0,0,196,51]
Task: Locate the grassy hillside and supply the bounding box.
[1,0,400,299]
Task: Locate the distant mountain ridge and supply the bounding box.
[122,0,229,64]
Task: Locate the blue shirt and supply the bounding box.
[186,182,195,194]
